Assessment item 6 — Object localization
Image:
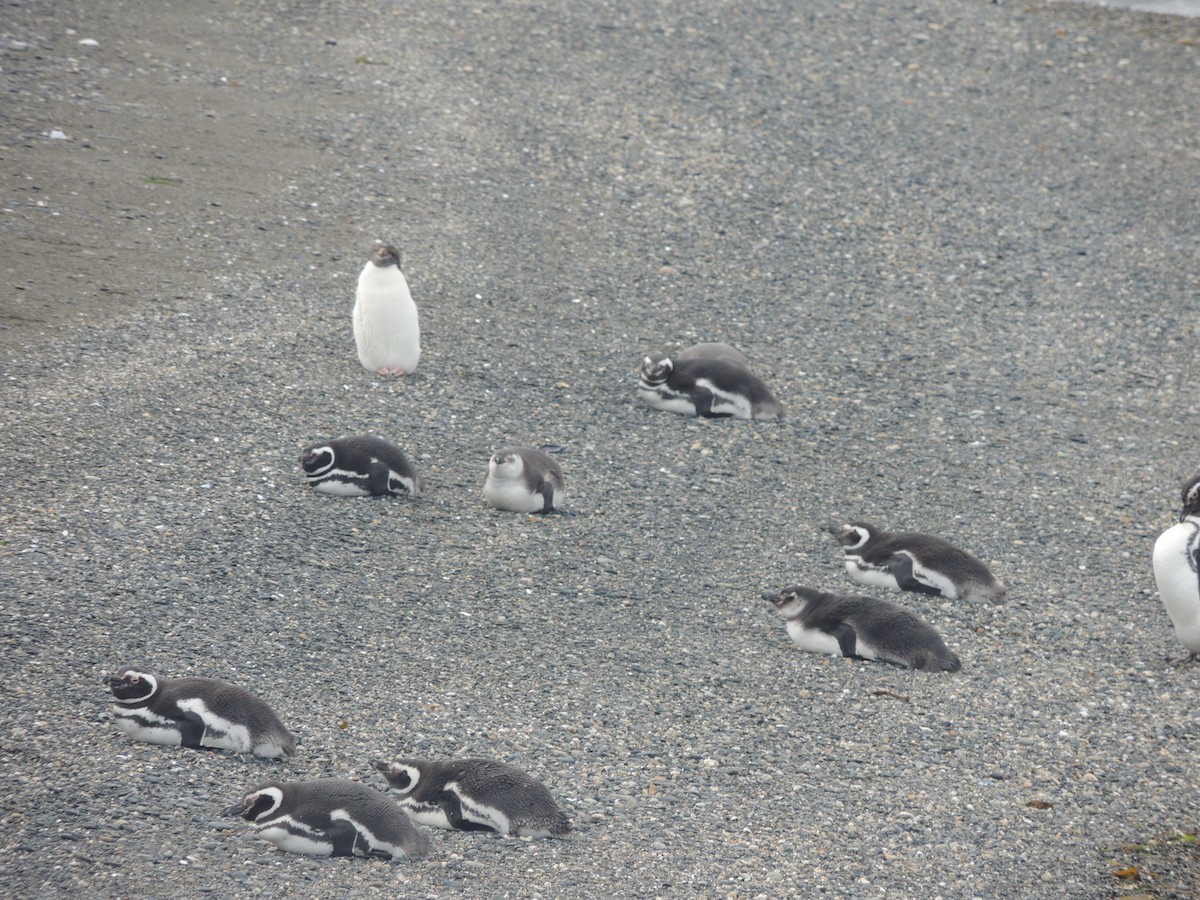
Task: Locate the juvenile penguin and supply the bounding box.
[371,758,571,838]
[300,435,424,498]
[827,521,1008,605]
[637,344,784,420]
[1152,474,1200,663]
[352,242,420,376]
[224,779,431,860]
[482,446,564,513]
[763,585,962,672]
[104,667,295,758]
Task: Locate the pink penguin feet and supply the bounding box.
[376,366,409,377]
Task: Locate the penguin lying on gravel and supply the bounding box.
[637,341,785,420]
[300,435,424,498]
[763,585,962,672]
[482,446,565,514]
[826,520,1008,605]
[104,666,295,758]
[372,757,571,838]
[225,779,431,860]
[1152,474,1200,663]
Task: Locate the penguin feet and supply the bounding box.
[1166,650,1199,665]
[376,366,410,377]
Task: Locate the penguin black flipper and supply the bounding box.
[324,817,362,857]
[366,462,392,497]
[537,482,557,514]
[439,790,497,833]
[886,553,944,597]
[830,622,859,659]
[177,710,207,750]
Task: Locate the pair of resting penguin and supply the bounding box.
[104,667,570,861]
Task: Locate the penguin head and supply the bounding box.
[762,586,813,618]
[1181,474,1200,521]
[223,783,285,821]
[104,667,159,704]
[639,354,673,386]
[368,242,401,269]
[825,522,875,550]
[299,443,336,476]
[488,449,525,480]
[371,759,424,797]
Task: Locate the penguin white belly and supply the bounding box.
[1153,522,1200,653]
[484,479,547,513]
[784,621,856,659]
[845,559,902,592]
[446,783,510,835]
[694,378,753,419]
[112,708,183,746]
[397,801,453,831]
[175,698,253,753]
[254,820,332,856]
[638,386,696,416]
[353,269,420,375]
[311,475,373,497]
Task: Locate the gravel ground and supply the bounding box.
[2,1,1199,897]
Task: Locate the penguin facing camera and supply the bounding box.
[224,779,431,860]
[300,435,424,498]
[1152,474,1200,663]
[372,758,571,838]
[826,521,1007,605]
[763,585,962,672]
[482,446,565,514]
[104,666,295,758]
[353,242,420,376]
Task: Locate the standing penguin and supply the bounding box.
[352,242,420,376]
[224,779,431,860]
[1152,474,1200,663]
[371,758,571,838]
[763,585,962,672]
[300,435,425,498]
[637,343,784,420]
[826,521,1008,605]
[482,446,565,513]
[104,667,295,758]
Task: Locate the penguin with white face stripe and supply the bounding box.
[371,758,571,838]
[482,446,565,513]
[826,521,1008,605]
[763,585,962,672]
[637,342,784,420]
[224,779,431,860]
[300,435,424,498]
[1152,474,1200,663]
[104,667,295,758]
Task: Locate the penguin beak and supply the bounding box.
[821,521,843,536]
[221,800,248,818]
[761,590,781,604]
[369,759,389,774]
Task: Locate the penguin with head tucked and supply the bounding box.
[300,435,424,498]
[372,758,571,838]
[224,779,431,860]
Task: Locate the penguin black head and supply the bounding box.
[1180,474,1200,521]
[223,783,284,821]
[104,667,159,704]
[369,243,401,269]
[371,759,423,796]
[639,354,673,386]
[299,443,336,476]
[826,522,874,549]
